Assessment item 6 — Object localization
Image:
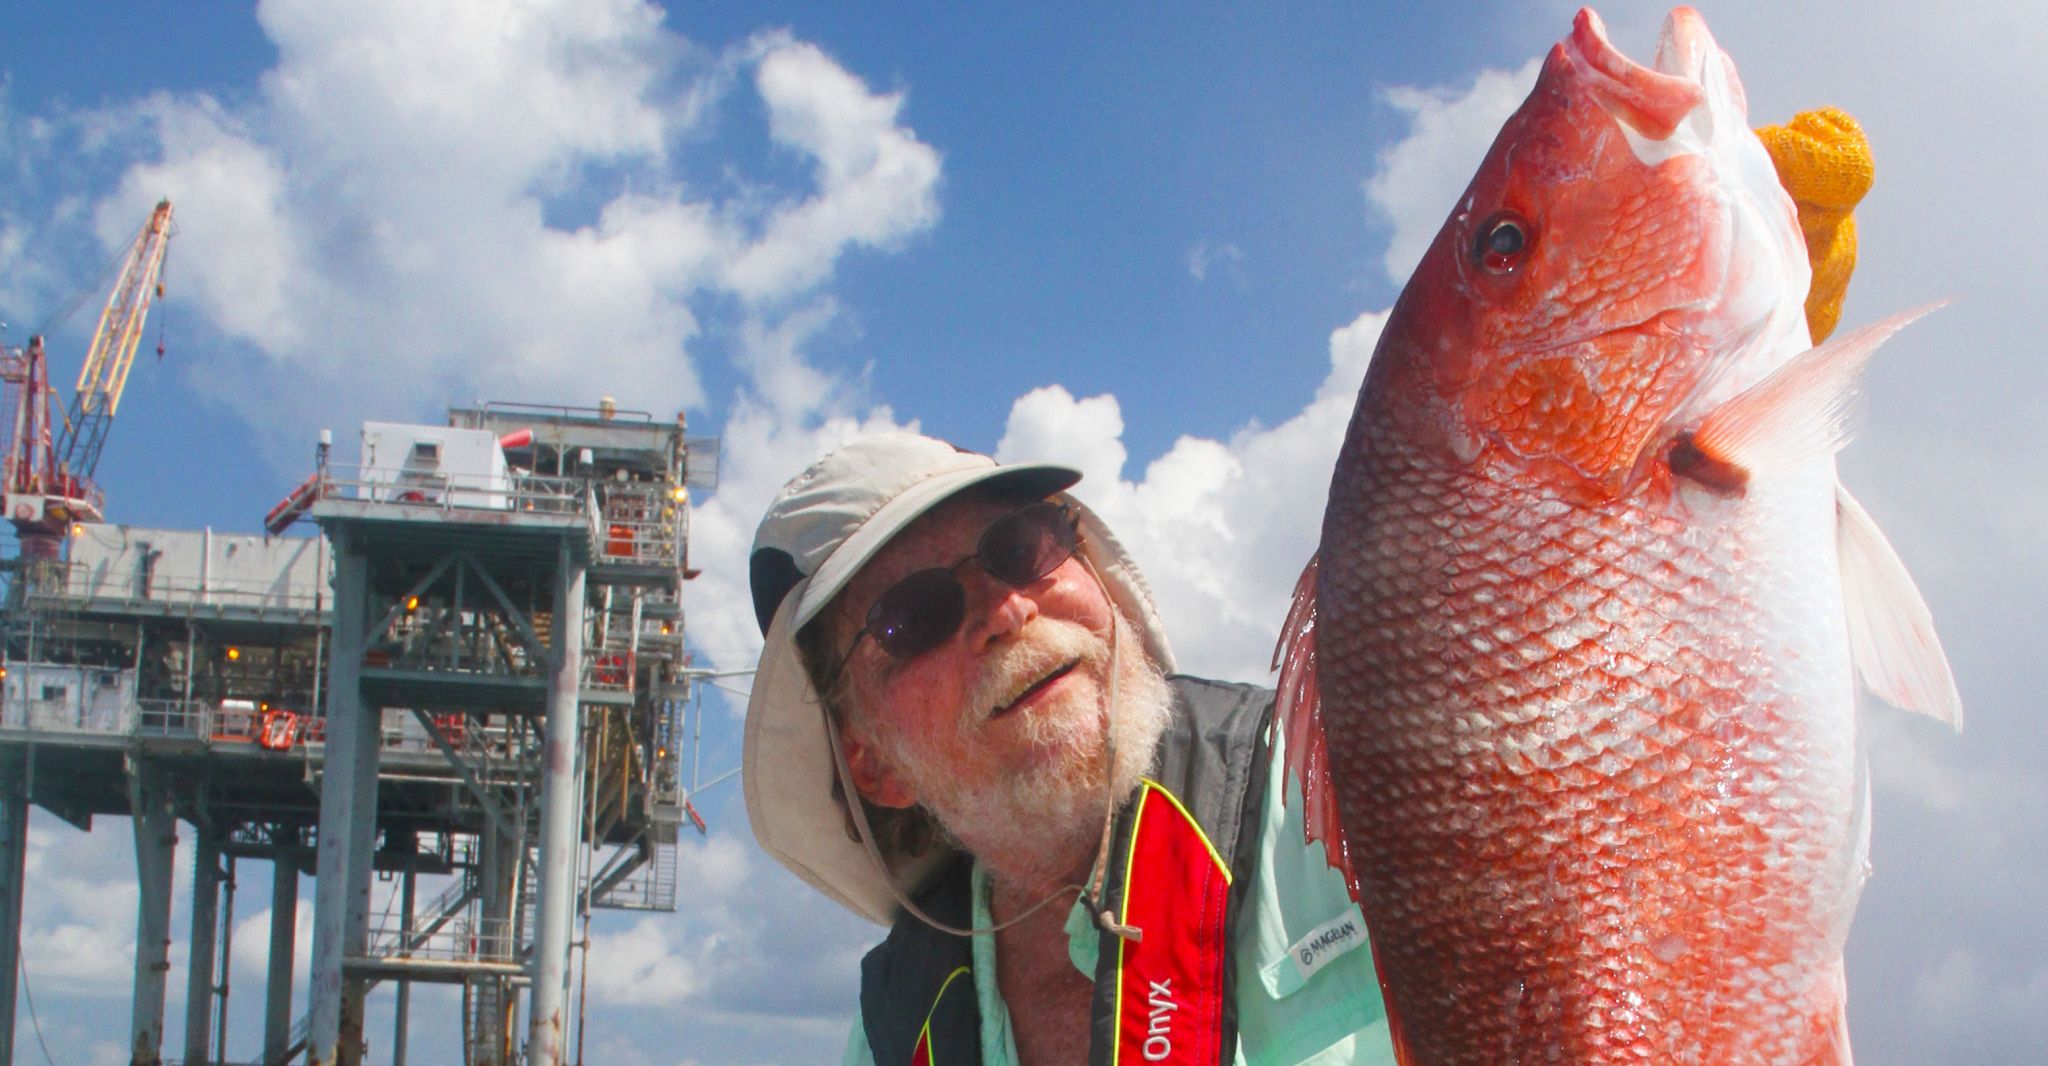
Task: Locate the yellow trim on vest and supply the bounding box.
[1108,780,1232,1065]
[917,965,971,1063]
[1139,777,1230,882]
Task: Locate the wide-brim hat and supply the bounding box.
[742,432,1176,924]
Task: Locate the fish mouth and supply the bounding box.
[1566,7,1711,142]
[992,659,1080,719]
[1540,7,1772,352]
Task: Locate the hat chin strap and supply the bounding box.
[823,554,1144,943]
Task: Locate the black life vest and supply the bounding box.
[858,676,1275,1066]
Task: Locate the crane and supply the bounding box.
[0,198,174,568]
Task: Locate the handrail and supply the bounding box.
[471,398,657,423]
[36,560,328,614]
[364,913,519,964]
[3,694,547,777]
[316,463,590,517]
[593,482,682,569]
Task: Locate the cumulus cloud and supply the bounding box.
[20,821,144,994]
[725,40,943,301]
[585,916,703,1005]
[995,310,1383,682]
[59,0,940,460]
[1363,58,1538,285]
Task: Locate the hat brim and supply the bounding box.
[743,489,1177,925]
[786,462,1081,634]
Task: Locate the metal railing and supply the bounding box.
[4,694,534,766]
[593,482,683,570]
[590,839,678,912]
[468,398,658,424]
[135,698,211,738]
[316,463,589,517]
[38,561,327,615]
[364,913,519,965]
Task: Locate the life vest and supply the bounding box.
[859,676,1274,1066]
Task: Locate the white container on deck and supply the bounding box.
[358,422,511,509]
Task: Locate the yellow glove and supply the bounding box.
[1756,107,1873,343]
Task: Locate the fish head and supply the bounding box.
[1371,7,1810,498]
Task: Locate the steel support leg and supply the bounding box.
[263,848,298,1064]
[128,761,175,1066]
[392,863,415,1066]
[183,829,221,1065]
[526,542,586,1064]
[0,781,27,1066]
[310,534,378,1066]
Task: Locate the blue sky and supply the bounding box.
[5,2,2045,1063]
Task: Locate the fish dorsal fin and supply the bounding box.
[1836,484,1963,728]
[1677,305,1942,488]
[1270,552,1356,895]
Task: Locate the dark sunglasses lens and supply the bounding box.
[869,568,967,659]
[980,504,1076,584]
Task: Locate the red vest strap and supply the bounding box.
[1111,780,1232,1065]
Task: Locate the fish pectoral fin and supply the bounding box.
[1838,483,1963,728]
[1682,303,1945,485]
[1271,552,1358,896]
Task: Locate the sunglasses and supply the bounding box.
[825,501,1082,687]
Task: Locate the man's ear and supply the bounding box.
[840,723,916,809]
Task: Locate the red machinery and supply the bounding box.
[0,199,174,563]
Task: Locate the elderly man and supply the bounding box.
[742,109,1874,1065]
[744,434,1391,1064]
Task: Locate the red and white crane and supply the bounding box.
[0,198,174,564]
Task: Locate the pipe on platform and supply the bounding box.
[526,540,587,1064]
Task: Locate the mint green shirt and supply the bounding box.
[842,728,1399,1065]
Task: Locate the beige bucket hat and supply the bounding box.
[742,432,1176,924]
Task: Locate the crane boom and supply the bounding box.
[59,198,173,479]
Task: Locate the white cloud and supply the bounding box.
[75,0,940,459]
[1185,239,1245,285]
[20,821,143,994]
[1363,58,1538,286]
[102,96,299,350]
[677,831,752,896]
[20,917,135,992]
[995,310,1384,683]
[585,916,702,1005]
[724,41,942,302]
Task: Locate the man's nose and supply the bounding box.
[964,569,1039,650]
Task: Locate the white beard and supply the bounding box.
[864,610,1174,892]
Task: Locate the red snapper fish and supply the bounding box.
[1275,7,1961,1064]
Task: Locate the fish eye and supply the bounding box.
[1473,212,1533,274]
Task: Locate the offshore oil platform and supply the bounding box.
[0,206,719,1064]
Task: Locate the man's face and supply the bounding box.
[824,492,1122,812]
